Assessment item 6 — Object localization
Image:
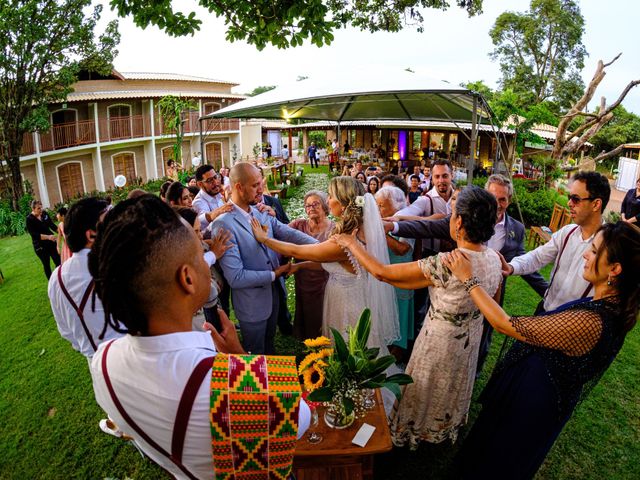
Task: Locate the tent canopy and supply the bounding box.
[204,71,492,124]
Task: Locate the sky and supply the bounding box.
[102,0,640,114]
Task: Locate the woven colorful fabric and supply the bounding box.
[210,354,301,480]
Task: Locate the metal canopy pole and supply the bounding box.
[468,95,478,186]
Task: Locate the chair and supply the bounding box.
[528,203,566,249]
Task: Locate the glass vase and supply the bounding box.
[323,400,355,429]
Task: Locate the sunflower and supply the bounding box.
[303,364,326,392]
[298,348,334,375]
[303,336,331,349]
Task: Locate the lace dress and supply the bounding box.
[389,248,502,448]
[459,298,625,479]
[321,260,367,341]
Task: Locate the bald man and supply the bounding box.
[88,195,309,478]
[213,163,317,353]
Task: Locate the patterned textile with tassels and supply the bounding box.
[210,354,301,480]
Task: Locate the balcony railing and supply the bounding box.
[39,119,96,152]
[99,115,150,142]
[19,114,239,156]
[155,112,239,136]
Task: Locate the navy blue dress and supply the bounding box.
[459,298,625,480]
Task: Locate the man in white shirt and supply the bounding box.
[395,159,453,220]
[192,165,233,231]
[48,196,125,437]
[89,195,310,479]
[505,171,611,312]
[49,197,122,358]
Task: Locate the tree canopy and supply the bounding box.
[0,0,119,208]
[248,85,276,97]
[489,0,586,113]
[109,0,483,50]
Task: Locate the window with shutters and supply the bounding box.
[203,102,221,115]
[112,152,137,181]
[57,162,84,201]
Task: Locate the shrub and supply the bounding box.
[0,193,33,237]
[508,178,568,227]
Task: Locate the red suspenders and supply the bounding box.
[57,267,97,351]
[101,339,213,480]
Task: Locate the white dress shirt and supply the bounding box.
[48,249,123,358]
[91,332,309,480]
[193,190,226,230]
[396,188,452,253]
[509,223,594,311]
[487,214,507,252]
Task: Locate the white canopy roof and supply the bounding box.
[206,71,492,124]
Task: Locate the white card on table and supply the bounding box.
[351,423,375,447]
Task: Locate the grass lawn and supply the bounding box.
[0,166,638,479]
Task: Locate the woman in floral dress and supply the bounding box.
[335,185,503,448]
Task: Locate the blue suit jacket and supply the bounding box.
[213,206,317,323]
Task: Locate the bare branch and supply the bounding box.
[603,52,622,68]
[593,144,625,162]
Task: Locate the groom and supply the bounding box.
[213,163,317,354]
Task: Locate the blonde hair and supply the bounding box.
[329,176,366,235]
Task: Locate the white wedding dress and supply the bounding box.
[320,193,400,356]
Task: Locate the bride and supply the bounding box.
[250,176,399,352]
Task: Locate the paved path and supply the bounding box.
[606,180,626,215]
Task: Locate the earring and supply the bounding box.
[607,276,612,286]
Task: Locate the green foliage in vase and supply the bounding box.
[307,308,413,414]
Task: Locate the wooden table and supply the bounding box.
[293,390,392,480]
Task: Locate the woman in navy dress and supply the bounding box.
[443,221,640,479]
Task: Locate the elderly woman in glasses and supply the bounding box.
[288,190,335,340]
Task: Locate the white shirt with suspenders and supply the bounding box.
[509,223,595,312]
[48,248,122,359]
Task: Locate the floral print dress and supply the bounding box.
[389,248,502,448]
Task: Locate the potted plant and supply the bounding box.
[300,309,413,428]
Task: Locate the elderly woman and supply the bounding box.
[288,191,335,339]
[335,186,503,448]
[375,186,414,354]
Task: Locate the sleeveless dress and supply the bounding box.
[389,248,503,448]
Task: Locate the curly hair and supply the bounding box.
[455,185,497,244]
[328,176,366,235]
[88,194,192,337]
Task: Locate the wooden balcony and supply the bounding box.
[155,112,239,136]
[18,113,238,156]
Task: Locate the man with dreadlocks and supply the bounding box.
[48,196,125,438]
[88,195,309,479]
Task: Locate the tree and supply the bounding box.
[0,0,119,209]
[489,0,586,113]
[589,106,640,167]
[552,54,640,162]
[248,85,276,97]
[157,95,198,167]
[110,0,483,50]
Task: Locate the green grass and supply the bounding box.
[1,169,638,479]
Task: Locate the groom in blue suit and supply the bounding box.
[214,163,317,353]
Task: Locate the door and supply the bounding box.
[51,109,77,149]
[113,153,137,183]
[205,142,223,170]
[58,163,84,201]
[108,105,132,139]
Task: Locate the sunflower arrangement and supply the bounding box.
[299,309,413,424]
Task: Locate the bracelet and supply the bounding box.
[463,276,480,293]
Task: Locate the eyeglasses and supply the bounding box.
[567,194,595,204]
[304,201,321,210]
[203,176,219,184]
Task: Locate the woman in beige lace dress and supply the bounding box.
[335,185,503,449]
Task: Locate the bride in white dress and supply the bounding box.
[250,176,399,352]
